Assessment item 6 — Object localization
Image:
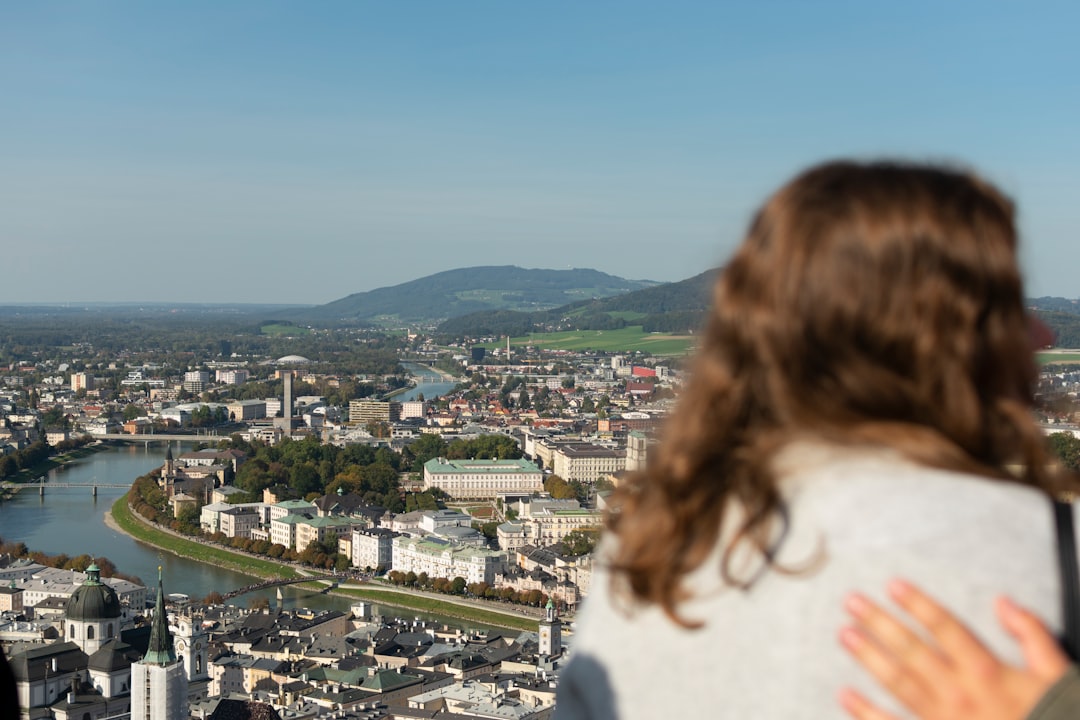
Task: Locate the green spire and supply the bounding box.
[143,566,177,666]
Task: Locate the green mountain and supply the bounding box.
[436,269,718,338]
[286,266,656,325]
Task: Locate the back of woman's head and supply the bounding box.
[611,160,1055,623]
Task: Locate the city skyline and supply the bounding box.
[3,1,1079,304]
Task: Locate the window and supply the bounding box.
[87,626,94,639]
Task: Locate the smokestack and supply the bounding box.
[283,371,293,425]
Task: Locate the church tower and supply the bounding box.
[174,610,210,683]
[162,445,175,496]
[132,568,188,720]
[538,597,562,657]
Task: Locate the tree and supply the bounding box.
[1048,432,1080,472]
[204,591,224,605]
[544,474,577,500]
[450,576,467,595]
[561,527,602,555]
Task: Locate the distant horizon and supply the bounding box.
[0,263,674,308]
[4,3,1078,304]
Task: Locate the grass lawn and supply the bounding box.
[481,325,695,354]
[1039,351,1080,365]
[260,323,311,337]
[334,586,538,632]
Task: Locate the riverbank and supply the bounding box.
[1,442,112,495]
[109,494,540,632]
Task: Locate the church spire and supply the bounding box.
[143,566,177,666]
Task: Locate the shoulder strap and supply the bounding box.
[1053,499,1080,661]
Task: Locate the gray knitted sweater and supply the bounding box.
[555,442,1071,719]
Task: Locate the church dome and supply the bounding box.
[65,564,122,621]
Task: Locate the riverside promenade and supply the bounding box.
[107,494,546,631]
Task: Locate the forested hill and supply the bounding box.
[1030,297,1080,348]
[285,266,655,325]
[435,269,718,339]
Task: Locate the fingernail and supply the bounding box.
[845,593,869,617]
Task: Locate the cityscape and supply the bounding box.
[0,286,681,720]
[5,2,1080,718]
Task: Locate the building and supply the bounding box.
[0,583,24,614]
[182,370,210,394]
[538,598,563,657]
[225,399,266,422]
[549,442,626,483]
[391,536,505,585]
[215,369,249,385]
[423,457,544,500]
[70,372,94,393]
[131,570,188,720]
[349,400,401,424]
[63,564,123,655]
[351,528,398,571]
[399,400,429,419]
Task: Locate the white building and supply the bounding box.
[391,536,505,585]
[423,457,544,500]
[351,528,398,571]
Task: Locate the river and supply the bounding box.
[395,362,458,401]
[0,444,501,630]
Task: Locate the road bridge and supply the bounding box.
[97,433,225,443]
[3,480,133,497]
[221,574,338,601]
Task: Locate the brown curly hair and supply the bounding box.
[609,160,1064,626]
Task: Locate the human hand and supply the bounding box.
[838,579,1070,720]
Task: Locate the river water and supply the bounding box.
[0,444,499,630]
[395,362,458,401]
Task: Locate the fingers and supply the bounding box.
[886,579,996,675]
[846,592,951,681]
[996,596,1070,679]
[838,687,903,720]
[839,624,933,713]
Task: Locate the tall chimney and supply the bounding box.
[283,371,293,426]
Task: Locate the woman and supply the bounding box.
[554,161,1075,719]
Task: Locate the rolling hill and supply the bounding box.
[284,266,656,325]
[435,269,718,339]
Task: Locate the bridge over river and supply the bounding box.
[222,574,338,601]
[2,479,133,497]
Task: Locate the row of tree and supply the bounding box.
[384,570,551,607]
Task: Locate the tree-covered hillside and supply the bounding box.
[436,269,717,339]
[286,266,655,325]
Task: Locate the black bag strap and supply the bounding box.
[1053,499,1080,661]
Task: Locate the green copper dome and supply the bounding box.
[65,564,122,621]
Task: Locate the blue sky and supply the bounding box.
[2,1,1078,304]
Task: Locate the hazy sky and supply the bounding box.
[2,2,1078,304]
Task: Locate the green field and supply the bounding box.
[260,323,311,337]
[1038,352,1080,365]
[482,325,694,354]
